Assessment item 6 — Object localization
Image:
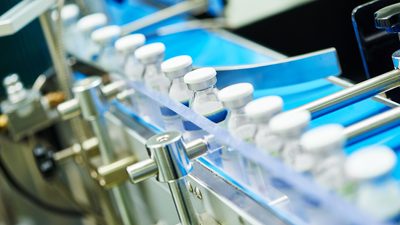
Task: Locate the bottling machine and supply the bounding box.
[2,0,400,225]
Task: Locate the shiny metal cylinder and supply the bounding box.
[146,131,192,182]
[344,107,400,142]
[145,131,200,225]
[127,137,208,183]
[72,77,105,121]
[57,98,80,120]
[168,178,200,225]
[295,69,400,118]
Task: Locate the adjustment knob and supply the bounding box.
[33,146,57,179]
[375,3,400,33]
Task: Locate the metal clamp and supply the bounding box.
[127,131,208,225]
[57,77,126,120]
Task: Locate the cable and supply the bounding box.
[0,152,84,217]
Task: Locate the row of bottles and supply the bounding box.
[57,4,400,224]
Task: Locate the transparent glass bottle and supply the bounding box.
[183,67,227,165]
[269,110,311,171]
[345,146,400,222]
[114,34,146,80]
[218,83,255,181]
[76,13,107,60]
[245,96,284,156]
[244,96,284,193]
[58,4,81,53]
[160,55,193,131]
[135,43,170,94]
[301,124,347,191]
[91,25,121,70]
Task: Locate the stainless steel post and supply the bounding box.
[344,107,400,142]
[295,69,400,118]
[72,77,136,225]
[127,132,208,225]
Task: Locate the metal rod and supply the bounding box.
[168,178,200,225]
[90,116,137,225]
[295,69,400,118]
[38,11,73,99]
[120,0,207,35]
[344,107,400,142]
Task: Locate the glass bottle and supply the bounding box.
[76,13,107,60]
[135,43,170,93]
[91,25,121,70]
[160,55,193,131]
[345,146,400,222]
[114,34,146,80]
[269,110,311,171]
[301,124,347,191]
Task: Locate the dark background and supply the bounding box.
[0,0,52,97]
[233,0,381,82]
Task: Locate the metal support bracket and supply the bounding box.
[127,131,208,225]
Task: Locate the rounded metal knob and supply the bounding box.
[146,131,192,183]
[375,3,400,33]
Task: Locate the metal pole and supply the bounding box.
[295,69,400,118]
[38,11,73,99]
[128,132,206,225]
[168,179,200,225]
[72,77,137,225]
[344,107,400,142]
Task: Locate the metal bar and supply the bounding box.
[90,117,137,225]
[295,69,400,118]
[39,11,73,99]
[120,0,207,35]
[127,138,208,183]
[168,178,200,225]
[97,156,137,188]
[344,107,400,141]
[0,0,56,36]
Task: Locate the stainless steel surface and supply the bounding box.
[1,85,58,141]
[168,178,200,225]
[295,69,400,118]
[327,76,400,108]
[57,98,81,120]
[0,0,56,36]
[344,106,400,141]
[144,131,200,225]
[146,132,192,182]
[97,156,137,188]
[120,0,207,35]
[71,77,136,225]
[127,137,208,184]
[39,10,73,99]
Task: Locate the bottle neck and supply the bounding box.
[143,62,162,77]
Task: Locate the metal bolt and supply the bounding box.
[187,181,194,193]
[194,187,202,200]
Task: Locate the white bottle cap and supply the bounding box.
[184,67,217,91]
[269,110,310,135]
[115,34,146,54]
[135,43,166,64]
[300,124,346,153]
[345,146,397,181]
[244,96,283,123]
[91,25,121,45]
[60,4,80,22]
[77,13,107,33]
[218,83,254,109]
[161,55,193,79]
